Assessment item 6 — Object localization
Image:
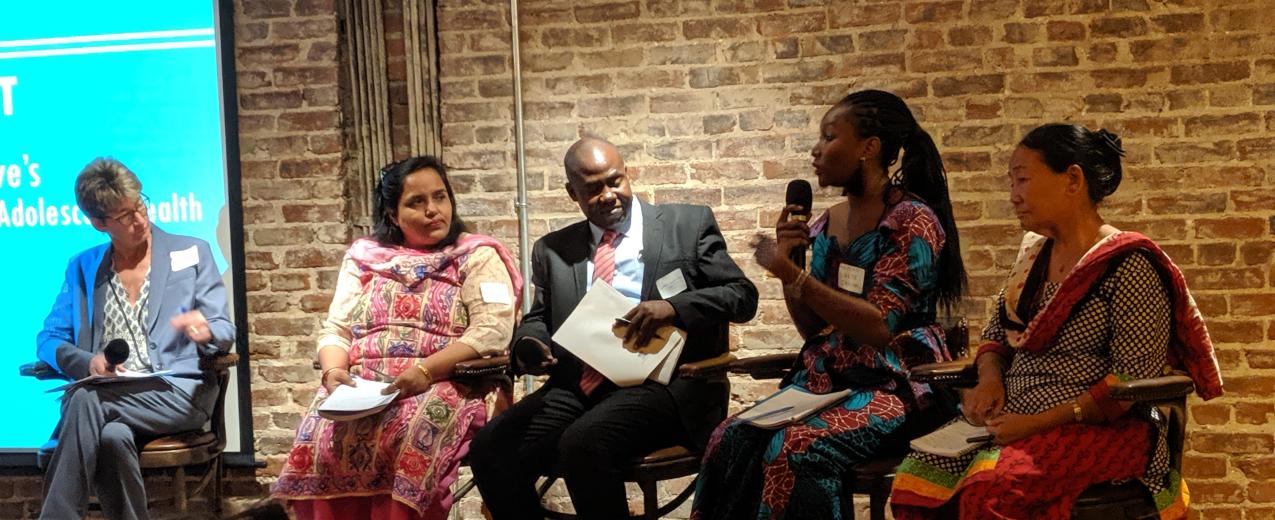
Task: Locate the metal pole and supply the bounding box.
[509,0,534,395]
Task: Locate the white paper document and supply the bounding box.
[736,386,852,428]
[551,281,686,387]
[46,369,174,393]
[908,417,991,458]
[318,377,399,421]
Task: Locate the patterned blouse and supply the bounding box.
[981,250,1173,493]
[786,198,949,406]
[102,271,152,372]
[316,245,516,357]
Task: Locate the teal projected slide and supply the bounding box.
[0,1,236,451]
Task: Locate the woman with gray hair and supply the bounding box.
[36,157,235,520]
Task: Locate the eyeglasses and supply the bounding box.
[102,194,150,226]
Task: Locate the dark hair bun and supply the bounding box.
[1019,124,1124,203]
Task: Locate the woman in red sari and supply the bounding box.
[889,124,1223,520]
[272,156,522,519]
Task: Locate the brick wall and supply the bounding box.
[435,0,1275,518]
[229,0,351,503]
[2,0,1271,519]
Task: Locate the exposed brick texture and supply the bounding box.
[432,1,1275,518]
[2,0,1272,519]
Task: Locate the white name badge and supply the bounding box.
[479,282,512,305]
[656,269,689,299]
[838,264,866,295]
[170,245,199,272]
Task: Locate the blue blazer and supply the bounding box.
[36,225,235,412]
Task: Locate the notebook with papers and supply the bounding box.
[317,377,400,421]
[736,386,853,429]
[908,417,991,458]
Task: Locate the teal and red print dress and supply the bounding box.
[691,199,953,520]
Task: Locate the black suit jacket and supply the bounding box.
[512,200,758,447]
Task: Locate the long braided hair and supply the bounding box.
[835,89,967,310]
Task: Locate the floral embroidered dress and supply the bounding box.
[890,231,1223,520]
[690,199,953,520]
[273,234,522,520]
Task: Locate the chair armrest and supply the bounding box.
[308,356,513,382]
[1109,374,1194,402]
[454,355,511,379]
[201,351,239,372]
[909,360,978,387]
[729,353,798,380]
[678,353,736,379]
[19,361,63,381]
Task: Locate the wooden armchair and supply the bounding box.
[726,319,969,520]
[310,352,736,519]
[20,350,240,513]
[517,352,737,520]
[908,360,1194,519]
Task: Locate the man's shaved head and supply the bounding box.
[562,136,632,230]
[564,136,622,181]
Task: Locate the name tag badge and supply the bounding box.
[170,245,199,272]
[838,265,866,295]
[479,282,512,305]
[656,269,689,299]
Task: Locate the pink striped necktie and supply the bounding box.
[580,229,620,395]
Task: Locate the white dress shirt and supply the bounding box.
[587,201,644,303]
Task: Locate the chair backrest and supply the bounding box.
[942,317,970,360]
[203,353,239,452]
[1147,370,1192,474]
[1162,400,1187,473]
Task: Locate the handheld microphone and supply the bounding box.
[785,180,813,268]
[104,338,130,372]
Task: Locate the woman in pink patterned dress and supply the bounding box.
[273,156,522,520]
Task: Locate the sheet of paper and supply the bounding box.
[736,386,852,428]
[551,281,684,387]
[318,377,398,413]
[649,333,685,385]
[908,418,990,458]
[45,370,175,393]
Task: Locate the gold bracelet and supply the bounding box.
[783,269,810,299]
[321,366,347,384]
[416,363,434,385]
[1072,400,1084,423]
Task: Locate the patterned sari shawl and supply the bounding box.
[978,230,1222,401]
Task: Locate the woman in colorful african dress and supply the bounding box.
[690,90,968,519]
[889,124,1223,520]
[272,156,523,520]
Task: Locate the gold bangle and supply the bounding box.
[1072,400,1084,423]
[415,363,434,385]
[784,269,810,299]
[321,366,347,383]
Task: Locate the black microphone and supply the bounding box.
[785,180,813,268]
[104,338,130,372]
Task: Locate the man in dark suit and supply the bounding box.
[470,137,758,519]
